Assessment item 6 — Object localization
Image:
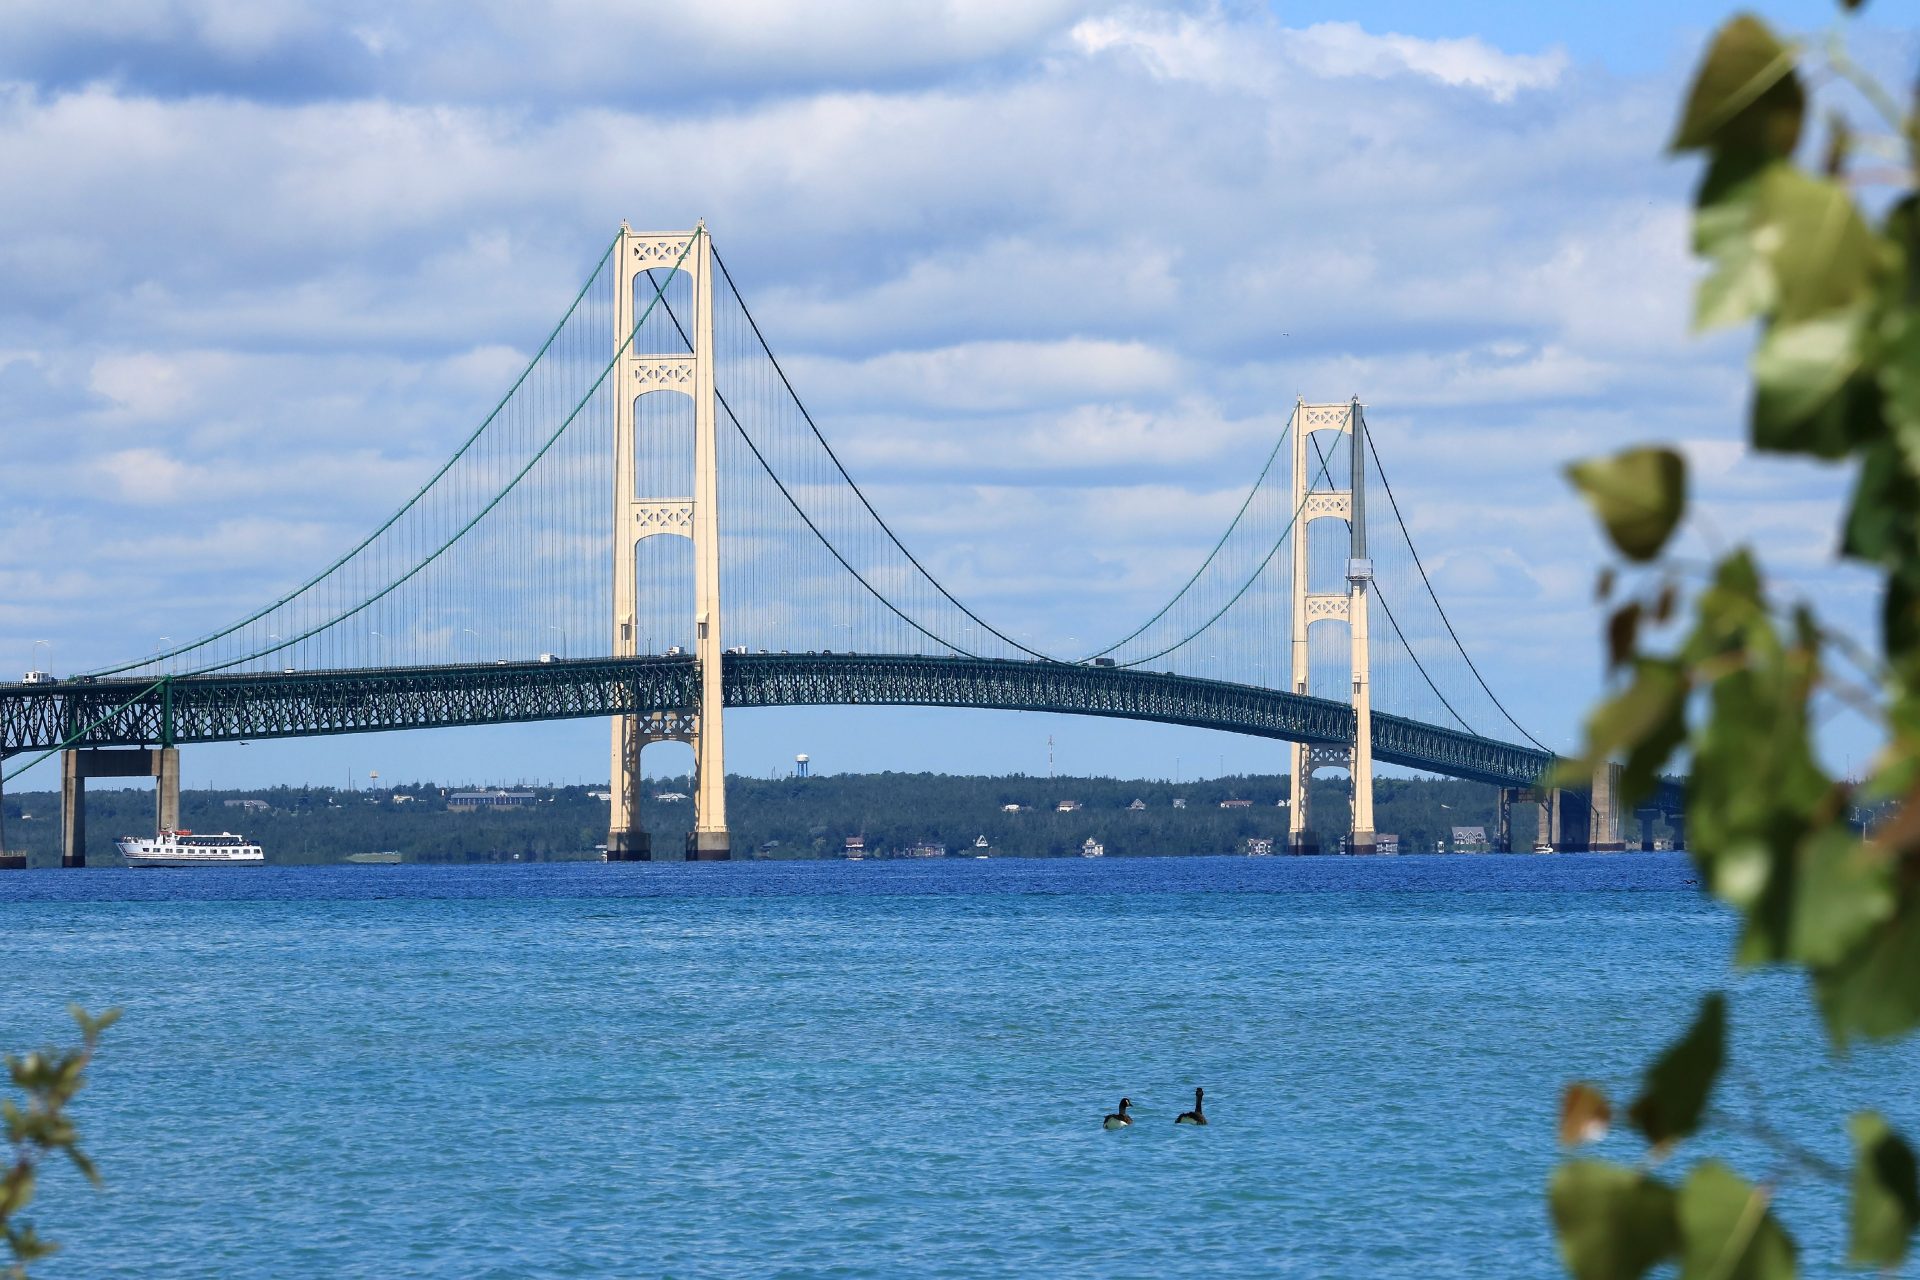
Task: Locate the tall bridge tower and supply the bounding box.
[608,222,730,860]
[1286,398,1376,855]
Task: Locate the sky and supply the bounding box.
[0,0,1902,795]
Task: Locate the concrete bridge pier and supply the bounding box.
[606,724,653,861]
[607,830,652,860]
[1669,814,1687,852]
[1634,808,1660,851]
[60,747,178,868]
[1558,788,1593,853]
[0,767,18,869]
[1499,787,1551,851]
[1286,769,1319,855]
[1587,763,1624,851]
[158,746,180,831]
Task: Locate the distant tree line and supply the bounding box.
[0,770,1565,866]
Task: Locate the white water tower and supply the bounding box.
[795,754,810,778]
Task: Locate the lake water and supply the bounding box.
[3,853,1915,1278]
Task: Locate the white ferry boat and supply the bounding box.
[115,829,264,867]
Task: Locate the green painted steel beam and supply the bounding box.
[0,653,1644,804]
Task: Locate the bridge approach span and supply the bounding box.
[0,653,1556,790]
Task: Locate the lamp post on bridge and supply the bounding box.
[548,626,568,660]
[462,628,479,665]
[30,639,50,677]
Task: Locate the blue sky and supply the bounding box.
[0,0,1900,794]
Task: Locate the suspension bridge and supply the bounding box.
[0,222,1677,866]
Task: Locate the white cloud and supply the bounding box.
[1070,9,1567,102]
[1284,22,1568,102]
[88,351,223,420]
[797,338,1180,413]
[0,1,1878,780]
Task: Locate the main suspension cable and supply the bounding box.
[178,232,700,676]
[711,248,1059,662]
[1113,429,1341,669]
[85,232,623,678]
[653,285,1001,660]
[1361,423,1549,751]
[1082,416,1293,660]
[1305,428,1476,733]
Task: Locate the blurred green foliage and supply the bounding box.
[1551,4,1920,1274]
[3,1008,116,1279]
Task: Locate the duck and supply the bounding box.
[1175,1086,1207,1126]
[1102,1097,1133,1129]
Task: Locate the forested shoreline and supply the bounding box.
[3,771,1530,866]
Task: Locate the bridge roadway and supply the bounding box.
[0,653,1559,789]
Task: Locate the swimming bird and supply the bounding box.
[1175,1086,1207,1126]
[1103,1097,1133,1129]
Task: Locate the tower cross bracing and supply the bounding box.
[1,221,1639,866]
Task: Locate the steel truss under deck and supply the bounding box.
[0,653,1577,792]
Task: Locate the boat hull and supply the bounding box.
[119,851,265,867]
[115,831,264,867]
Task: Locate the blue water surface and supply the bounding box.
[3,853,1915,1278]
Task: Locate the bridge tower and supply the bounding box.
[1286,398,1376,854]
[608,222,730,861]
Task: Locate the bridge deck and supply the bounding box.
[0,654,1565,790]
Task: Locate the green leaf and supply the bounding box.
[1849,1112,1920,1267]
[1750,305,1876,458]
[1549,1160,1679,1280]
[1629,992,1725,1148]
[1691,157,1878,338]
[1842,438,1920,569]
[0,1166,32,1220]
[1556,658,1689,808]
[1568,448,1688,562]
[1886,570,1920,665]
[1623,663,1690,809]
[7,1222,57,1263]
[1692,153,1778,331]
[1756,166,1879,325]
[1877,265,1920,473]
[1813,887,1920,1041]
[1678,1161,1796,1279]
[1670,16,1804,157]
[1783,827,1893,967]
[66,1006,120,1039]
